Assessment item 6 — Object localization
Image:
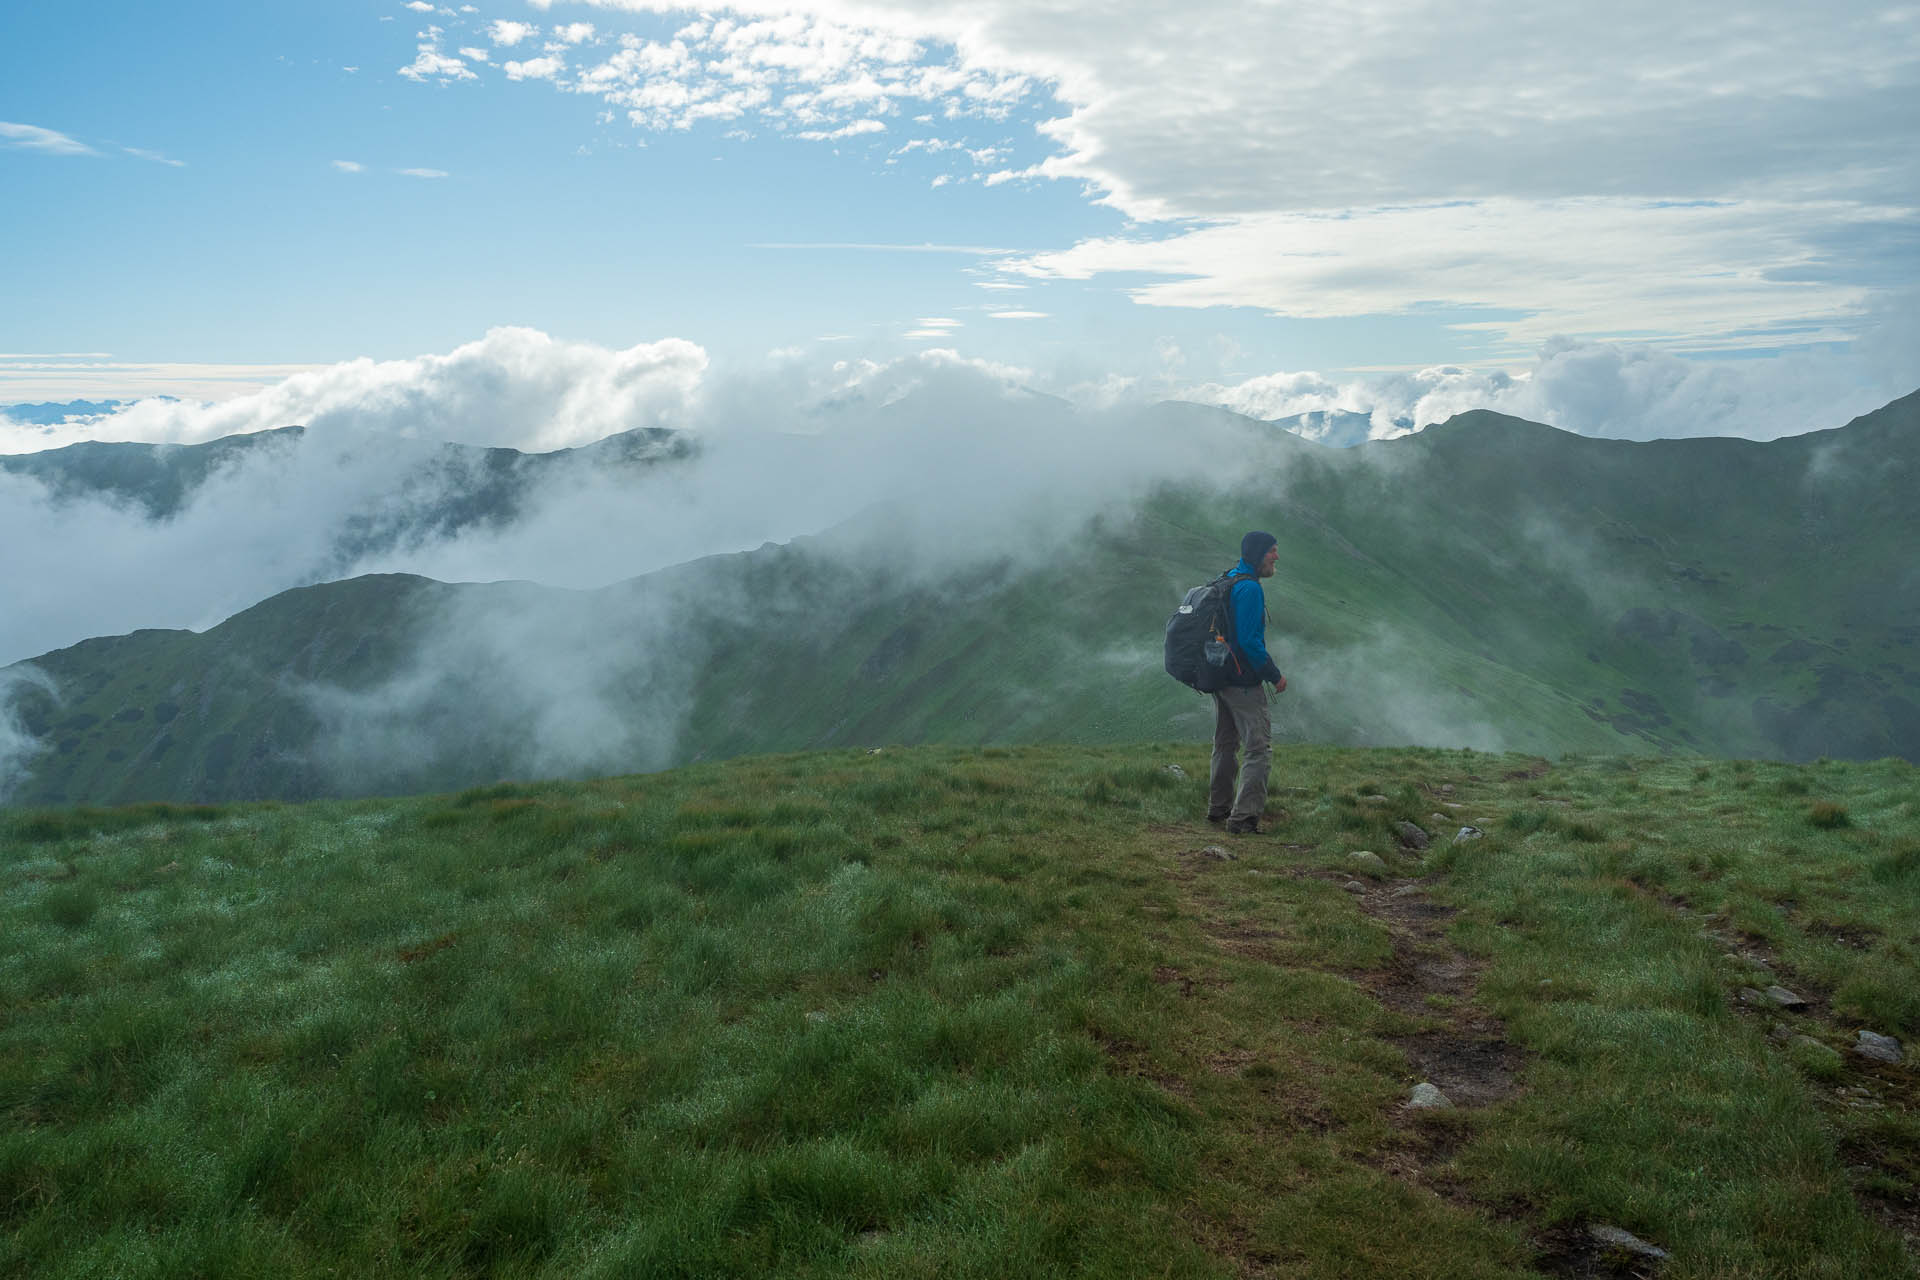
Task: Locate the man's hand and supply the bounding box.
[1272,675,1287,693]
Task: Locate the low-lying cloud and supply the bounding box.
[1189,318,1920,444]
[0,666,55,803]
[0,327,705,456]
[0,334,1291,668]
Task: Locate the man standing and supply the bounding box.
[1210,531,1287,834]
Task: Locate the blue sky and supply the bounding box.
[3,0,1918,441]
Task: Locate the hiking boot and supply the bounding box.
[1224,817,1260,835]
[1206,810,1230,824]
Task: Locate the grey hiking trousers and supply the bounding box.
[1209,683,1271,824]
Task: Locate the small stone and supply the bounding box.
[1455,826,1484,841]
[1737,987,1769,1008]
[1767,1022,1793,1043]
[866,748,883,755]
[1394,821,1431,850]
[1201,845,1237,861]
[1342,880,1367,894]
[1792,1034,1831,1052]
[1856,1030,1903,1064]
[1439,784,1455,796]
[1766,985,1807,1009]
[1589,1224,1669,1261]
[1430,812,1450,822]
[1406,1082,1451,1109]
[1391,883,1423,897]
[1164,764,1189,778]
[1349,851,1387,871]
[805,1010,829,1024]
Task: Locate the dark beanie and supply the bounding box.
[1241,530,1277,564]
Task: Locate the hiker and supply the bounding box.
[1210,531,1287,834]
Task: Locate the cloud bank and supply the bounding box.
[1189,312,1920,444]
[0,327,705,455]
[0,333,1269,668]
[2,321,1910,678]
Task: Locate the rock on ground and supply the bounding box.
[1856,1030,1904,1063]
[1589,1224,1670,1260]
[1407,1082,1451,1109]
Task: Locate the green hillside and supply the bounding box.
[3,395,1916,808]
[3,744,1917,1277]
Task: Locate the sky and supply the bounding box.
[2,0,1919,445]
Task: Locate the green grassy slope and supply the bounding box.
[3,744,1917,1277]
[4,396,1916,807]
[0,427,307,517]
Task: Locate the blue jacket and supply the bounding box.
[1222,559,1283,686]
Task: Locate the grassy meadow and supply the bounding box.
[3,743,1919,1277]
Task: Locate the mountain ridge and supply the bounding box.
[4,392,1917,807]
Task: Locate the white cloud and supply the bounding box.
[398,41,476,82]
[989,310,1046,319]
[122,146,185,167]
[0,333,1270,673]
[483,1,1919,356]
[399,167,450,178]
[555,22,597,43]
[795,117,885,140]
[505,56,566,81]
[1185,319,1920,444]
[459,47,490,62]
[333,159,365,173]
[0,121,96,156]
[471,4,1032,136]
[1,328,707,456]
[490,19,538,46]
[1002,198,1907,357]
[404,1,436,11]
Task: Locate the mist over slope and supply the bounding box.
[3,387,1915,807]
[0,424,690,668]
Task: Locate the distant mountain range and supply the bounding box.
[3,391,1915,807]
[1,399,136,425]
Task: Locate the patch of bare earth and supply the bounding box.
[1350,881,1522,1111]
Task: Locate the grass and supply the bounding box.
[3,743,1918,1277]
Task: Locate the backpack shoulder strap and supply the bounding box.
[1216,572,1255,639]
